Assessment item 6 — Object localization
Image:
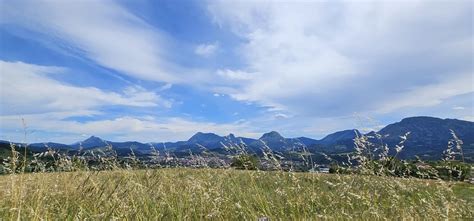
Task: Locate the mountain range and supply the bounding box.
[1,116,473,162]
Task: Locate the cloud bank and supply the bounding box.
[208,0,473,117]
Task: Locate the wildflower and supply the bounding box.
[235,202,242,209]
[324,180,336,187]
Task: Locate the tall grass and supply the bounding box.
[1,168,472,220]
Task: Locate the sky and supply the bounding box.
[0,0,473,143]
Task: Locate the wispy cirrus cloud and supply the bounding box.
[0,60,169,116]
[1,0,178,83]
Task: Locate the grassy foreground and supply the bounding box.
[0,168,473,220]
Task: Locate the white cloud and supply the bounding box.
[376,73,473,113]
[0,60,169,115]
[462,115,474,122]
[195,42,219,57]
[1,0,180,83]
[216,69,253,81]
[273,113,290,120]
[207,0,473,117]
[158,83,173,91]
[0,114,261,143]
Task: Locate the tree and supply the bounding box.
[231,154,258,170]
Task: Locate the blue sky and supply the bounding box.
[0,0,472,143]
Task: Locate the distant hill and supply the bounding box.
[28,142,71,152]
[188,132,223,145]
[377,116,474,161]
[295,137,319,146]
[70,136,109,149]
[309,129,360,153]
[0,141,32,162]
[2,116,473,161]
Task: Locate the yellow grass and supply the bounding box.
[0,168,472,220]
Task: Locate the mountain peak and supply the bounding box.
[188,132,222,143]
[84,136,103,142]
[260,131,284,140]
[73,135,109,148]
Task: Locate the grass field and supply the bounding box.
[0,168,473,220]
